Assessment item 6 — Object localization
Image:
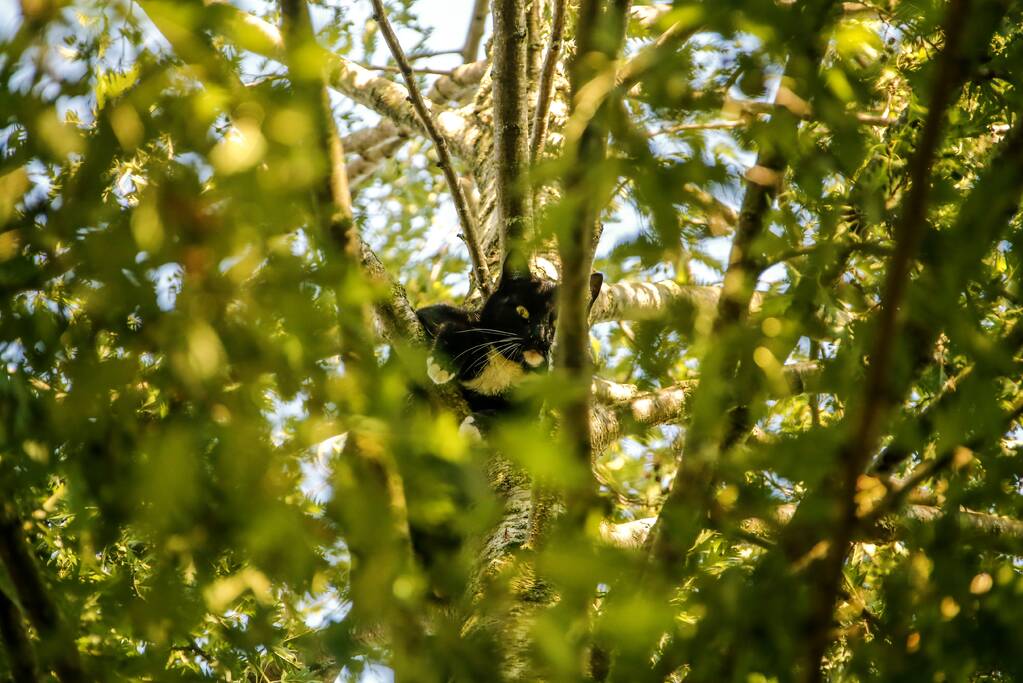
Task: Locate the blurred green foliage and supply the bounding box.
[1,0,1023,682]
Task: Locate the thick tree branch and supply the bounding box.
[342,120,402,158]
[526,0,544,115]
[0,505,84,683]
[427,60,488,104]
[590,381,696,454]
[590,362,823,452]
[371,0,492,295]
[346,139,407,188]
[492,0,534,248]
[589,279,763,324]
[714,121,787,328]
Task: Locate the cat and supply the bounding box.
[415,254,604,418]
[406,255,601,600]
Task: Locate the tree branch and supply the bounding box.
[371,0,492,295]
[638,4,836,624]
[427,60,488,104]
[589,279,763,324]
[356,63,460,76]
[723,95,895,127]
[590,362,823,453]
[462,0,491,62]
[554,0,631,529]
[616,18,700,92]
[280,0,356,255]
[492,0,533,249]
[342,120,402,158]
[562,12,698,145]
[529,0,567,163]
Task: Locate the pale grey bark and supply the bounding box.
[589,279,763,325]
[428,60,488,104]
[589,362,822,453]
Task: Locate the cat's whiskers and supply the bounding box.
[489,340,524,363]
[451,337,518,363]
[454,328,518,338]
[465,339,522,375]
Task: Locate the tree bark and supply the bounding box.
[492,0,534,250]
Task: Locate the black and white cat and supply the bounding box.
[416,254,603,417]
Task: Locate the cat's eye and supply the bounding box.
[515,305,530,319]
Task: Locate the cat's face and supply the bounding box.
[479,271,559,370]
[479,257,604,371]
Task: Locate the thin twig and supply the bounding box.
[530,0,567,162]
[407,48,463,61]
[356,63,456,76]
[809,340,821,428]
[726,97,895,126]
[871,363,975,474]
[371,0,492,294]
[650,120,746,134]
[866,394,1023,528]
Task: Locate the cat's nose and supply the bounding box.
[523,350,546,367]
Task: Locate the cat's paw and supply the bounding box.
[458,415,483,443]
[427,355,455,384]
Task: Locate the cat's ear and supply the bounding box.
[588,272,604,311]
[499,249,529,289]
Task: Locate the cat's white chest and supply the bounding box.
[462,349,524,396]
